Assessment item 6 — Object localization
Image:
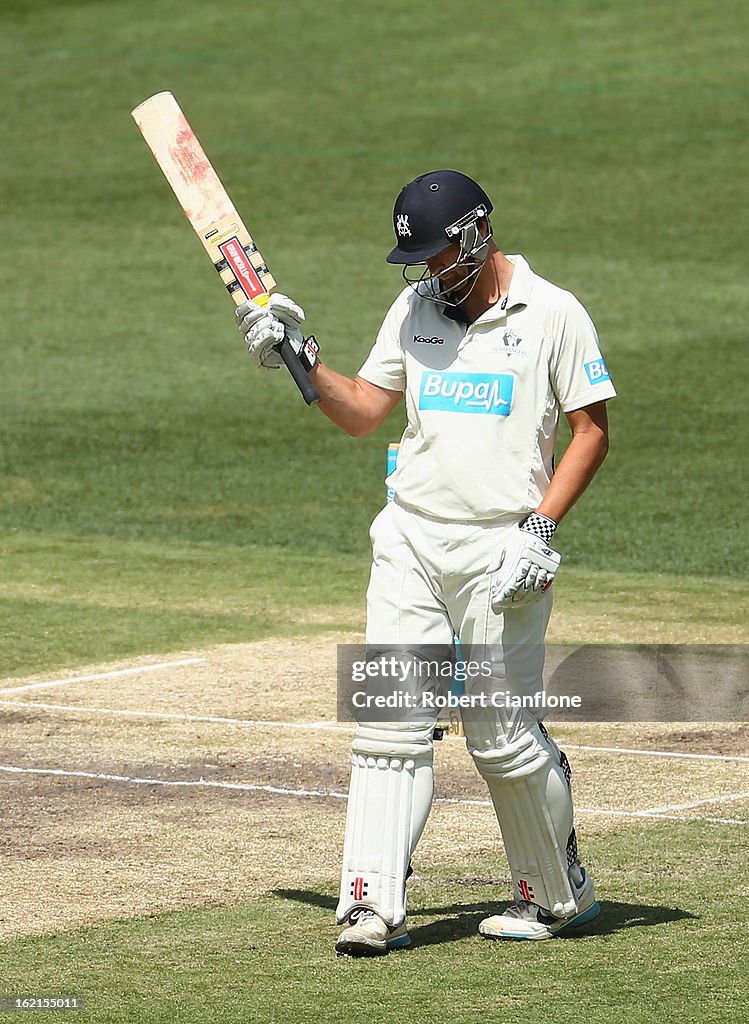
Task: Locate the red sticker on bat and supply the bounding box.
[219,237,266,300]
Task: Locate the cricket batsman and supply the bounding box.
[235,170,617,955]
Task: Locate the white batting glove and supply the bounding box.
[235,294,319,372]
[487,514,562,611]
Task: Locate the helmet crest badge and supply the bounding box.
[396,214,411,238]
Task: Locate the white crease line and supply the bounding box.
[0,700,350,732]
[1,700,748,765]
[578,806,747,826]
[646,791,749,814]
[0,659,207,695]
[0,765,745,826]
[565,743,749,764]
[0,764,348,800]
[437,797,746,827]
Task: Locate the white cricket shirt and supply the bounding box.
[358,255,617,520]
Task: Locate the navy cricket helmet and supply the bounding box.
[386,170,493,264]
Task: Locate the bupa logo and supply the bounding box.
[584,358,611,385]
[419,371,514,415]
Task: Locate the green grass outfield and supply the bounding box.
[1,825,747,1024]
[2,0,748,677]
[0,0,747,1020]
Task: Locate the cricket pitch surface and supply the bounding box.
[1,634,747,941]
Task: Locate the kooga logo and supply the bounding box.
[419,371,514,415]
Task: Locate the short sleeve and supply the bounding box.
[548,292,617,411]
[357,292,407,392]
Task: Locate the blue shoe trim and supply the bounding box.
[386,933,411,950]
[487,902,601,941]
[557,901,601,933]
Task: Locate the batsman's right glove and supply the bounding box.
[487,513,562,611]
[235,293,319,372]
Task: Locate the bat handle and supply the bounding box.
[279,336,321,406]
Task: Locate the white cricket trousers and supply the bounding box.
[366,499,553,713]
[336,500,579,927]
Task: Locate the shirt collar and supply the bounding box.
[476,253,533,323]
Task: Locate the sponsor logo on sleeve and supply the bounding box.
[584,358,611,385]
[419,371,514,415]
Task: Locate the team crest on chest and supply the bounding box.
[496,328,526,358]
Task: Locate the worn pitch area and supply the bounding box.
[0,635,747,941]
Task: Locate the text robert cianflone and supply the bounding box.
[351,690,583,711]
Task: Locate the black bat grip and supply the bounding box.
[279,336,320,406]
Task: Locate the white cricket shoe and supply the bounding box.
[479,867,600,941]
[335,909,411,956]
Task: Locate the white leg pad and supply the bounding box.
[470,727,577,918]
[336,722,434,928]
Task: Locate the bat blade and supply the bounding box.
[131,91,319,405]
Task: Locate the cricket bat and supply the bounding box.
[131,91,320,406]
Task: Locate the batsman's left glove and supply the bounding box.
[235,293,319,372]
[487,513,561,611]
